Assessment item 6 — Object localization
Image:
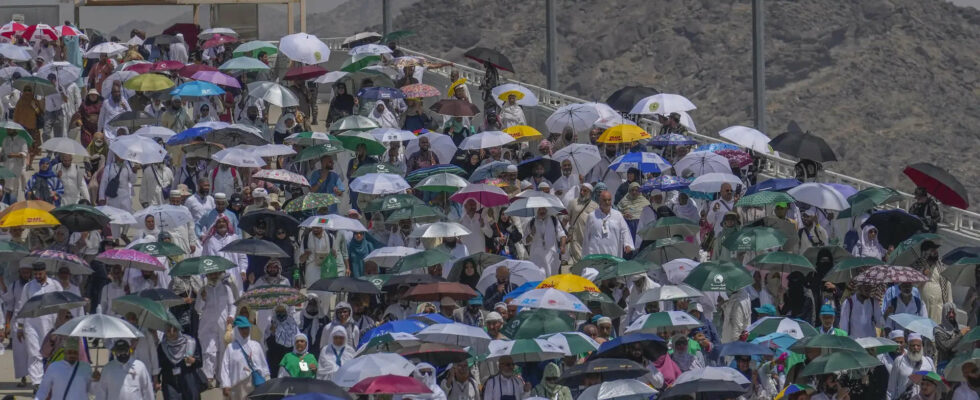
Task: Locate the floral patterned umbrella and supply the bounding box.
[20,250,92,275]
[400,83,441,98]
[853,265,928,285]
[716,149,754,168]
[641,175,689,192]
[235,285,307,310]
[95,248,165,271]
[283,193,339,212]
[650,133,697,146]
[253,169,310,187]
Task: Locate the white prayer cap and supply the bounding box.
[505,164,518,173]
[888,330,905,339]
[214,192,227,200]
[486,312,503,322]
[538,182,551,189]
[581,267,599,281]
[581,183,593,191]
[907,332,923,342]
[252,188,268,198]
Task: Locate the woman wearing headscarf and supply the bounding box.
[274,110,300,144]
[157,324,203,400]
[322,301,360,348]
[401,98,431,131]
[780,271,814,323]
[72,89,102,146]
[398,363,448,400]
[530,363,572,400]
[201,215,248,292]
[347,230,376,278]
[265,303,299,371]
[326,83,354,124]
[369,101,400,129]
[196,102,217,123]
[25,156,65,205]
[301,295,329,354]
[316,326,354,380]
[13,85,43,168]
[277,333,317,378]
[852,225,887,260]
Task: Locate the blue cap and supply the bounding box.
[754,304,777,315]
[819,304,836,316]
[233,316,252,328]
[467,296,483,305]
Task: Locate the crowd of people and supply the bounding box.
[0,15,973,400]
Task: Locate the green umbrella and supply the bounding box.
[822,257,885,283]
[0,121,33,146]
[800,350,882,377]
[111,294,180,331]
[337,130,387,155]
[448,252,507,281]
[330,115,380,132]
[802,245,851,266]
[594,260,650,281]
[838,187,904,219]
[571,254,625,274]
[218,56,270,72]
[749,251,815,274]
[722,226,787,252]
[381,30,415,44]
[789,334,865,353]
[293,142,346,163]
[391,248,451,273]
[14,76,57,96]
[170,256,236,276]
[855,337,900,355]
[946,349,980,381]
[636,217,698,241]
[746,317,819,340]
[571,291,625,318]
[487,338,567,362]
[385,204,446,223]
[539,332,600,355]
[735,191,796,208]
[341,55,381,72]
[502,309,576,339]
[625,311,702,334]
[51,204,111,232]
[682,260,753,293]
[362,274,393,290]
[131,241,185,257]
[404,165,468,185]
[283,193,339,213]
[285,131,334,146]
[636,238,698,265]
[0,240,29,262]
[353,163,405,178]
[415,173,469,193]
[364,193,424,213]
[232,40,278,58]
[889,233,942,266]
[0,166,18,180]
[942,257,980,287]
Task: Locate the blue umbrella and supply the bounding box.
[745,178,802,195]
[593,333,668,361]
[641,175,689,192]
[649,133,697,146]
[408,313,454,325]
[170,80,225,97]
[503,280,543,301]
[609,152,672,174]
[718,341,773,357]
[166,126,213,146]
[695,143,739,152]
[359,319,428,347]
[681,188,714,200]
[943,246,980,265]
[470,160,514,182]
[750,332,798,353]
[357,86,406,100]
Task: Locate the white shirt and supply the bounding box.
[707,198,735,234]
[94,359,154,400]
[44,91,65,112]
[220,338,269,388]
[953,384,980,400]
[184,194,216,221]
[582,208,634,258]
[840,294,884,338]
[887,353,935,400]
[455,210,490,255]
[52,163,90,205]
[34,360,92,400]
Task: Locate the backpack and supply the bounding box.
[889,295,922,315]
[29,177,54,203]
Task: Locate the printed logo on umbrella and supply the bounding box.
[314,51,322,62]
[145,244,157,251]
[648,102,660,112]
[204,259,214,266]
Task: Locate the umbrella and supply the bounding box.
[400,83,441,98]
[502,308,576,339]
[545,103,604,134]
[904,162,970,208]
[0,240,28,262]
[854,265,928,285]
[357,332,422,355]
[459,130,515,150]
[787,183,850,211]
[178,63,218,79]
[839,186,904,218]
[309,277,380,294]
[409,222,470,239]
[37,62,81,87]
[95,205,136,225]
[715,149,754,168]
[336,131,388,155]
[746,317,819,340]
[293,143,346,163]
[134,288,185,307]
[370,128,417,144]
[800,351,882,377]
[517,157,561,182]
[642,175,690,192]
[14,76,58,96]
[855,337,900,355]
[942,257,980,287]
[625,311,702,334]
[592,260,649,281]
[284,131,334,145]
[96,248,164,271]
[650,133,697,147]
[719,125,774,154]
[404,133,457,165]
[351,173,411,195]
[578,379,656,400]
[429,99,480,117]
[542,332,601,357]
[356,86,405,101]
[463,47,514,72]
[403,282,477,301]
[133,126,177,141]
[416,323,491,352]
[722,226,787,252]
[503,125,544,143]
[512,288,589,313]
[748,252,816,274]
[19,250,91,275]
[150,60,184,72]
[637,216,699,241]
[397,342,470,366]
[331,115,381,132]
[674,152,733,177]
[717,341,773,357]
[0,22,26,39]
[735,191,796,208]
[50,204,110,232]
[0,208,59,229]
[597,124,651,144]
[572,290,626,318]
[0,65,30,81]
[247,81,300,107]
[451,184,509,207]
[745,178,803,195]
[606,86,659,114]
[332,353,415,388]
[238,210,300,236]
[492,83,538,106]
[822,257,885,283]
[219,56,270,71]
[538,274,600,294]
[283,193,339,212]
[946,349,980,381]
[249,378,352,400]
[53,306,142,339]
[220,238,289,258]
[170,80,224,97]
[889,232,942,266]
[889,313,940,340]
[349,375,431,395]
[689,172,742,193]
[944,246,980,265]
[233,40,277,57]
[110,295,179,331]
[632,284,703,305]
[359,319,429,347]
[132,204,192,230]
[390,249,451,273]
[365,247,421,269]
[384,204,445,223]
[446,252,507,281]
[278,33,331,64]
[488,338,565,362]
[364,193,424,213]
[211,147,266,168]
[123,73,175,92]
[661,367,751,400]
[789,334,865,353]
[201,27,238,37]
[16,291,87,319]
[108,110,160,131]
[635,238,698,265]
[629,93,697,115]
[504,281,544,302]
[476,260,545,293]
[682,260,752,293]
[84,42,127,58]
[202,34,238,50]
[768,123,837,162]
[236,285,306,310]
[608,152,671,173]
[592,333,668,361]
[468,161,515,182]
[0,43,30,61]
[342,32,383,48]
[109,135,166,164]
[254,169,310,188]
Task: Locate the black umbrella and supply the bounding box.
[382,274,445,289]
[660,377,750,400]
[605,86,659,114]
[429,99,480,117]
[559,358,647,386]
[204,125,269,147]
[517,156,561,182]
[17,291,87,319]
[463,47,514,72]
[220,238,289,258]
[135,288,185,307]
[904,162,970,209]
[239,210,300,236]
[109,111,159,131]
[248,377,353,400]
[398,343,470,365]
[309,277,380,294]
[50,204,110,232]
[768,121,837,162]
[862,209,925,249]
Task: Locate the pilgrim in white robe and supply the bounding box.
[582,208,634,258]
[3,278,29,379]
[454,207,492,255]
[202,233,247,291]
[220,329,270,396]
[196,279,236,380]
[139,163,172,206]
[16,278,63,383]
[34,359,92,400]
[98,161,135,212]
[52,161,90,206]
[524,215,566,277]
[93,358,154,400]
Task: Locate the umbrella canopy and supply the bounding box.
[492,83,538,106]
[735,191,796,208]
[463,47,514,72]
[220,238,289,258]
[768,123,837,162]
[542,332,601,357]
[134,288,185,307]
[359,319,429,347]
[236,285,306,310]
[248,81,300,107]
[747,317,819,340]
[219,56,270,71]
[661,367,751,400]
[822,257,885,283]
[96,205,136,225]
[110,294,179,331]
[839,186,904,218]
[748,251,815,274]
[459,130,516,150]
[681,260,752,294]
[390,248,451,273]
[254,169,310,188]
[578,379,657,400]
[356,332,422,355]
[609,152,671,173]
[409,222,470,239]
[674,151,733,177]
[538,273,600,293]
[170,80,225,97]
[722,226,787,252]
[450,184,509,207]
[211,147,266,168]
[904,162,969,208]
[234,40,277,58]
[635,237,699,265]
[364,193,424,213]
[365,247,422,269]
[504,194,565,217]
[546,103,605,134]
[606,86,659,114]
[403,282,477,301]
[284,194,341,214]
[476,260,545,293]
[248,378,352,400]
[0,208,59,229]
[404,133,457,166]
[400,83,441,98]
[717,341,774,357]
[863,209,926,248]
[854,265,928,285]
[502,308,576,339]
[278,33,331,64]
[239,210,300,236]
[745,178,803,195]
[889,313,940,340]
[415,323,491,352]
[512,288,589,313]
[637,216,699,241]
[625,311,702,334]
[53,307,142,339]
[789,334,865,353]
[787,183,850,211]
[517,157,562,182]
[123,73,175,91]
[415,172,469,193]
[855,337,901,355]
[20,250,92,275]
[17,291,87,319]
[350,173,411,195]
[559,358,648,386]
[799,351,882,377]
[488,338,565,362]
[51,204,110,232]
[109,135,166,164]
[689,172,742,193]
[592,333,668,361]
[629,93,696,115]
[383,205,445,223]
[285,65,328,81]
[37,62,81,87]
[132,204,192,230]
[349,375,431,395]
[333,354,415,388]
[632,284,703,305]
[889,232,942,266]
[942,257,980,287]
[309,277,380,294]
[597,124,650,144]
[719,125,774,154]
[133,126,178,141]
[96,248,164,271]
[592,260,649,281]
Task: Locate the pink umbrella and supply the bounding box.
[350,375,432,395]
[125,63,153,74]
[21,24,58,41]
[191,70,241,88]
[152,60,185,72]
[95,249,165,271]
[400,83,441,98]
[203,34,237,50]
[450,183,510,207]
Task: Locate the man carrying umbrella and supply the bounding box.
[16,262,64,391]
[97,81,130,136]
[34,336,92,400]
[707,183,737,235]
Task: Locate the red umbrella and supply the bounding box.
[21,24,58,41]
[349,375,432,395]
[162,23,200,52]
[124,63,153,74]
[178,64,217,79]
[903,163,970,209]
[401,83,441,98]
[152,60,184,72]
[0,22,27,39]
[54,25,83,37]
[716,149,754,168]
[403,282,477,301]
[285,65,328,81]
[202,34,237,50]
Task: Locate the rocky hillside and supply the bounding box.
[311,0,980,208]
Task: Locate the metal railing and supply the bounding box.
[316,37,980,243]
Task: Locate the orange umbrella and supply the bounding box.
[0,200,55,220]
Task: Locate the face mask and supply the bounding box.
[116,353,131,363]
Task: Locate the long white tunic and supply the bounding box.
[94,359,154,400]
[203,233,246,291]
[139,163,172,207]
[99,161,135,212]
[99,281,127,316]
[721,289,751,343]
[301,232,348,286]
[2,134,28,197]
[582,208,634,258]
[17,278,64,382]
[4,279,28,378]
[839,294,884,339]
[52,162,90,206]
[586,156,622,195]
[184,194,216,222]
[454,210,491,255]
[220,338,270,389]
[210,166,239,198]
[886,354,935,400]
[196,280,236,379]
[525,216,566,277]
[34,360,93,400]
[97,97,130,136]
[706,198,735,235]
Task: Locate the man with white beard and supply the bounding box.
[552,159,580,199]
[887,333,935,400]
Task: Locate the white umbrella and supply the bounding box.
[663,258,699,284]
[370,127,417,143]
[132,205,193,230]
[365,246,422,268]
[211,147,266,168]
[719,125,774,154]
[504,194,566,217]
[53,306,142,339]
[512,288,589,313]
[409,221,471,238]
[0,44,32,61]
[629,93,697,115]
[476,260,546,293]
[889,313,939,340]
[540,332,600,356]
[332,353,415,388]
[96,205,136,225]
[459,130,515,150]
[578,379,656,400]
[416,323,492,352]
[416,173,469,192]
[677,110,698,133]
[350,173,410,195]
[545,103,601,134]
[40,137,87,156]
[487,339,565,362]
[625,311,703,334]
[689,172,742,193]
[0,65,30,80]
[552,143,601,175]
[278,32,331,64]
[787,183,850,211]
[85,42,127,58]
[674,151,733,177]
[125,36,145,46]
[315,71,349,84]
[103,70,139,100]
[133,126,176,141]
[109,135,166,164]
[200,27,238,37]
[355,332,422,355]
[234,144,296,157]
[594,114,638,129]
[404,132,457,166]
[36,61,81,87]
[632,284,703,305]
[247,81,299,108]
[491,83,539,107]
[665,367,751,398]
[349,43,392,57]
[300,215,368,232]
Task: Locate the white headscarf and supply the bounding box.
[370,102,399,129]
[275,112,297,133]
[196,102,217,122]
[401,362,448,400]
[853,225,886,260]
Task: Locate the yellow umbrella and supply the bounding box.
[503,125,543,142]
[597,124,651,144]
[447,77,467,97]
[123,73,175,92]
[496,90,525,101]
[0,208,60,228]
[0,200,55,220]
[537,274,600,293]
